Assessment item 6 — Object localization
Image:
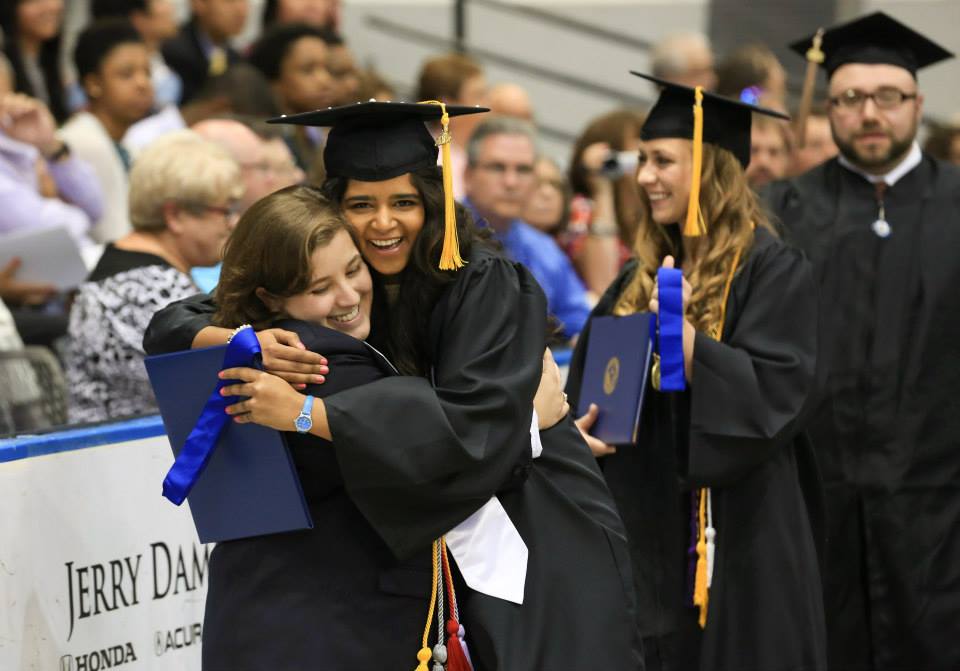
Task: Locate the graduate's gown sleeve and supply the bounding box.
[143,292,217,355]
[684,241,817,486]
[324,253,546,559]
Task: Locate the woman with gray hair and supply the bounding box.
[65,131,242,424]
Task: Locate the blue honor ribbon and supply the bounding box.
[161,326,262,505]
[656,267,686,391]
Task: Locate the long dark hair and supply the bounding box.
[0,0,68,123]
[320,165,489,376]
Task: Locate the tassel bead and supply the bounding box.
[415,646,432,671]
[433,643,448,664]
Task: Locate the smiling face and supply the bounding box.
[341,173,425,277]
[261,228,373,340]
[636,137,692,225]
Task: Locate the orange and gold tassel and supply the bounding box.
[419,100,465,270]
[684,87,706,238]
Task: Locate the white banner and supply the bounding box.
[0,435,208,671]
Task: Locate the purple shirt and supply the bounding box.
[0,132,103,246]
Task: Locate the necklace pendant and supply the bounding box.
[872,218,891,238]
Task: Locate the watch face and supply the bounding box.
[295,415,312,432]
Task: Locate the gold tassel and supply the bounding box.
[794,29,825,148]
[414,539,440,671]
[684,87,706,237]
[418,100,465,270]
[692,487,710,627]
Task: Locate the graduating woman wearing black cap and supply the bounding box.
[567,74,826,671]
[143,102,642,670]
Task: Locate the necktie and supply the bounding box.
[208,47,227,76]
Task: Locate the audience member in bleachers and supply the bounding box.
[745,112,792,190]
[567,109,645,295]
[193,118,282,211]
[416,53,488,198]
[261,0,339,31]
[60,20,153,245]
[0,92,102,247]
[463,116,590,341]
[523,156,570,237]
[0,0,69,122]
[248,22,338,179]
[161,0,248,105]
[650,32,717,91]
[789,108,838,175]
[923,116,960,165]
[0,294,45,435]
[488,82,534,121]
[324,32,361,105]
[123,63,279,155]
[65,131,241,424]
[246,119,306,187]
[91,0,182,109]
[715,43,788,109]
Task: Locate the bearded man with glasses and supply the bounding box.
[763,12,960,671]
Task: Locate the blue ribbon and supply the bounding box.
[656,267,686,391]
[162,327,262,505]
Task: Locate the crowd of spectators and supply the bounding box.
[0,0,957,434]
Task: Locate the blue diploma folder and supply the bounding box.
[145,345,312,543]
[577,312,653,445]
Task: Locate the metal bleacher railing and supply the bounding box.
[364,0,655,144]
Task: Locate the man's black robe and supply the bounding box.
[763,155,960,670]
[144,247,644,670]
[566,228,826,671]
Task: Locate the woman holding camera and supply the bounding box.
[567,74,826,671]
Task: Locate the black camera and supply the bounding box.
[599,151,639,179]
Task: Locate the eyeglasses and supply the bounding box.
[178,201,242,221]
[475,162,536,178]
[829,87,918,111]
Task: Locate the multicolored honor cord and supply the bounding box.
[161,326,261,505]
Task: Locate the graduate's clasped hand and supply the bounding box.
[254,328,329,389]
[534,348,570,430]
[219,366,306,431]
[647,256,692,316]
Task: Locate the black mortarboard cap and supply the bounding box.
[631,71,789,168]
[269,101,488,270]
[789,11,953,78]
[267,101,487,181]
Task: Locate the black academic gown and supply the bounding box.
[201,320,429,670]
[763,156,960,671]
[566,227,826,671]
[144,247,644,671]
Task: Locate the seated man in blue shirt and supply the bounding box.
[462,116,591,342]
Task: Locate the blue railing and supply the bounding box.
[0,415,166,463]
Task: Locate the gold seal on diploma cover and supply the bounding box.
[604,356,621,395]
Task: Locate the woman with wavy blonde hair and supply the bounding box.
[567,74,827,671]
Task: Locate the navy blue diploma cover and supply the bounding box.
[145,345,313,543]
[577,312,654,445]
